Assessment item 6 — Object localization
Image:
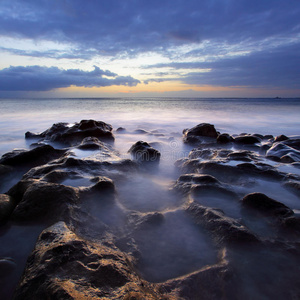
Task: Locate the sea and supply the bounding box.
[1,97,300,157]
[0,97,300,299]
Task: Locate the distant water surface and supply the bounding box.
[0,97,299,156]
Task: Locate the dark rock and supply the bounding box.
[0,257,16,277]
[128,141,160,164]
[77,136,110,150]
[217,133,234,144]
[0,194,16,224]
[186,202,259,245]
[134,129,149,134]
[263,135,274,140]
[274,134,289,142]
[0,145,66,167]
[266,142,300,163]
[13,222,162,300]
[178,174,220,185]
[283,180,300,197]
[234,135,261,145]
[26,120,114,146]
[116,127,126,133]
[81,176,115,196]
[183,123,218,144]
[12,181,79,223]
[241,193,294,218]
[252,134,264,140]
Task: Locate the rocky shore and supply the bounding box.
[1,120,300,299]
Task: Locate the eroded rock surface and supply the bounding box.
[0,121,299,299]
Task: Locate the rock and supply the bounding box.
[217,133,234,144]
[12,181,79,223]
[116,127,126,133]
[234,135,261,145]
[134,129,149,134]
[0,145,66,167]
[81,176,115,196]
[128,141,161,164]
[26,120,114,146]
[13,222,163,300]
[263,135,274,140]
[0,194,16,224]
[274,135,289,142]
[0,257,16,277]
[241,193,294,217]
[266,142,300,162]
[183,123,218,144]
[77,136,110,150]
[283,180,300,197]
[186,202,259,245]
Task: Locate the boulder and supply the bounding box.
[183,123,218,144]
[25,120,114,146]
[241,193,294,217]
[13,222,163,300]
[0,145,66,168]
[266,142,300,162]
[128,141,161,164]
[217,133,234,144]
[12,181,79,223]
[274,135,289,142]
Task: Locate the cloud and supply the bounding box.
[0,65,140,91]
[143,42,300,89]
[0,0,299,57]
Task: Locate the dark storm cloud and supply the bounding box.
[0,0,299,56]
[0,66,140,91]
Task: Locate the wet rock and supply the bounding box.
[116,127,126,133]
[0,164,14,178]
[134,129,149,134]
[186,202,259,245]
[160,248,231,300]
[241,193,294,218]
[128,141,161,164]
[26,120,114,146]
[217,133,234,144]
[264,134,274,140]
[81,176,115,196]
[0,194,16,224]
[12,181,79,223]
[234,135,261,145]
[274,134,289,142]
[283,180,300,197]
[77,136,110,150]
[183,123,218,144]
[13,221,162,300]
[266,142,300,162]
[0,145,66,168]
[0,257,16,277]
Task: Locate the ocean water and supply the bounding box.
[0,97,300,297]
[0,97,299,156]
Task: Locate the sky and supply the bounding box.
[0,0,300,98]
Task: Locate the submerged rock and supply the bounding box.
[128,141,161,164]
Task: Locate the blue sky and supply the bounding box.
[0,0,299,97]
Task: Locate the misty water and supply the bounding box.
[0,97,300,297]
